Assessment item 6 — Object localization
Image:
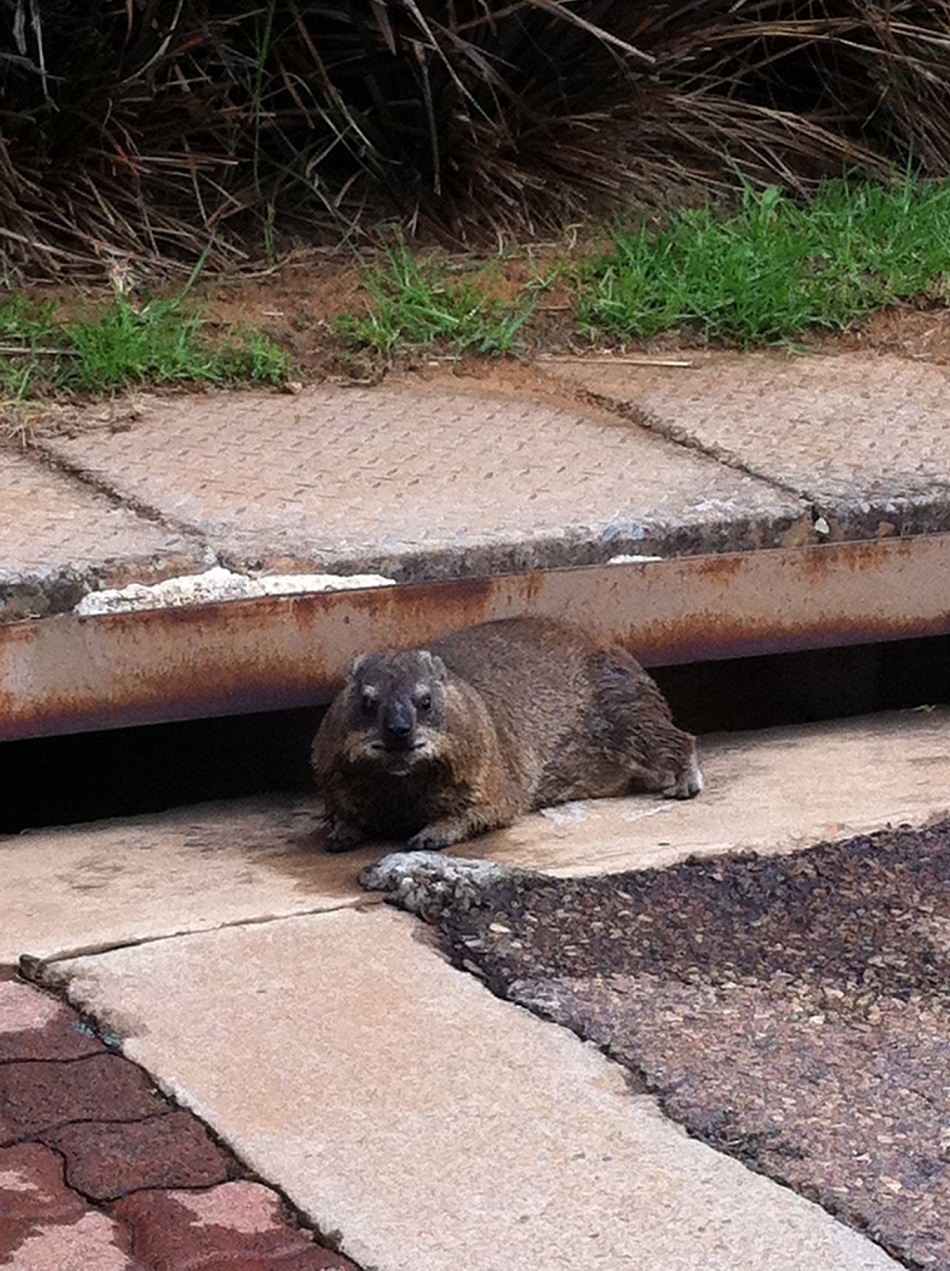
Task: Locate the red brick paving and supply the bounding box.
[4,1210,136,1269]
[0,978,104,1061]
[0,978,359,1269]
[0,1142,133,1268]
[113,1183,356,1269]
[0,1142,87,1225]
[43,1110,230,1201]
[0,1053,168,1143]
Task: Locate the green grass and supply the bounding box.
[8,175,949,400]
[0,293,290,402]
[333,243,536,357]
[578,176,950,345]
[334,177,950,357]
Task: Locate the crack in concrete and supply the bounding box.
[580,386,812,508]
[27,438,218,553]
[578,382,950,542]
[19,896,382,976]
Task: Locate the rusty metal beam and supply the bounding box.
[2,535,949,741]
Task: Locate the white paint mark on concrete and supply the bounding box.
[74,566,396,615]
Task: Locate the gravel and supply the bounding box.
[432,820,950,1270]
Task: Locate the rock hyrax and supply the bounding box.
[311,616,702,853]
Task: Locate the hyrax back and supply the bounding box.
[311,616,701,853]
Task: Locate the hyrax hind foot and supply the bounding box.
[663,749,704,799]
[593,648,703,801]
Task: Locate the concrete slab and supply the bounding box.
[0,796,381,966]
[0,447,204,621]
[401,821,950,1269]
[37,382,807,580]
[470,707,950,877]
[45,906,899,1271]
[4,710,948,966]
[549,351,950,538]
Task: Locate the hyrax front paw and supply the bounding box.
[406,821,460,852]
[323,816,365,853]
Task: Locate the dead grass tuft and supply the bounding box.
[3,2,950,278]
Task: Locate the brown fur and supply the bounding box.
[311,616,702,852]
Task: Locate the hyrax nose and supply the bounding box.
[383,699,414,745]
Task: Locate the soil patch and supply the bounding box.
[16,251,950,393]
[195,254,950,383]
[433,820,950,1270]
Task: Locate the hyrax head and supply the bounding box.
[345,648,449,769]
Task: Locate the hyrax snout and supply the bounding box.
[311,616,702,853]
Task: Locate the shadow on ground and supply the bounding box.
[432,820,950,1270]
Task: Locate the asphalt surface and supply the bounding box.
[431,819,950,1270]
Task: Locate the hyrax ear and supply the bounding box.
[347,652,370,681]
[418,650,447,679]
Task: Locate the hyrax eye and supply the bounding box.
[360,691,377,717]
[417,692,432,712]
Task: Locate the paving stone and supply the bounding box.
[5,712,949,966]
[0,446,204,623]
[551,351,950,537]
[2,1209,136,1269]
[0,976,104,1067]
[43,1109,231,1201]
[0,979,103,1061]
[38,382,806,580]
[52,908,898,1270]
[112,1182,358,1270]
[0,795,381,965]
[0,1142,86,1224]
[0,1143,135,1269]
[0,1054,168,1145]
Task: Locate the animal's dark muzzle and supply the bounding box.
[383,698,416,749]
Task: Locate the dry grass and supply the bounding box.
[3,2,950,279]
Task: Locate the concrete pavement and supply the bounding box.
[45,906,898,1271]
[4,347,949,742]
[3,710,950,964]
[3,346,950,1267]
[557,350,950,539]
[5,349,949,621]
[6,713,950,1267]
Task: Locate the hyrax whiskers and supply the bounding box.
[311,616,702,853]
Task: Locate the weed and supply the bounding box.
[0,294,289,400]
[333,243,535,358]
[577,176,950,345]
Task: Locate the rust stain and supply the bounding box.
[691,552,746,583]
[2,535,949,741]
